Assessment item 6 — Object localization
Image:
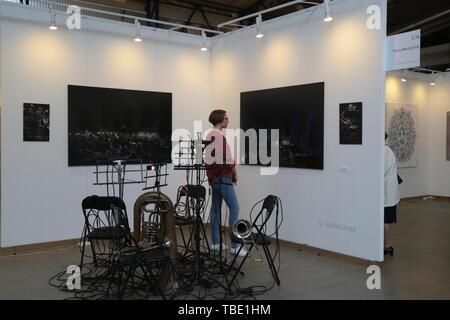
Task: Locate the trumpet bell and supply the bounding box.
[233,219,252,239]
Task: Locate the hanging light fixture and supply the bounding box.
[401,70,408,82]
[429,72,437,85]
[49,8,57,30]
[134,19,142,42]
[256,15,264,38]
[323,0,333,22]
[200,31,208,51]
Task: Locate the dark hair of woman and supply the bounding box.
[209,109,226,126]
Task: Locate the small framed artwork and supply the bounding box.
[340,102,362,145]
[447,111,450,161]
[386,103,417,168]
[23,103,50,141]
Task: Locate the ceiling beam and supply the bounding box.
[164,0,241,14]
[389,9,450,35]
[421,43,450,68]
[157,0,239,19]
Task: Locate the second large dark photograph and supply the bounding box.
[240,82,324,169]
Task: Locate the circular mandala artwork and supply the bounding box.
[387,107,417,163]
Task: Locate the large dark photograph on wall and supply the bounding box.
[240,82,324,169]
[68,85,172,166]
[23,103,50,142]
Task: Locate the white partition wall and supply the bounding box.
[210,0,387,261]
[0,4,211,247]
[0,0,387,262]
[386,72,450,199]
[386,73,430,198]
[427,76,450,197]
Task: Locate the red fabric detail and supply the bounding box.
[205,132,235,183]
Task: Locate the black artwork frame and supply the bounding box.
[68,85,172,167]
[446,112,450,161]
[240,82,324,170]
[339,102,363,145]
[23,103,50,142]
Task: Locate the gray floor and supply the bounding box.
[0,198,449,300]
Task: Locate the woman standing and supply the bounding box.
[384,134,400,256]
[205,109,247,256]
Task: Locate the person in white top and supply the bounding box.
[384,133,400,256]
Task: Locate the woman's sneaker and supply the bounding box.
[231,246,248,257]
[210,243,228,251]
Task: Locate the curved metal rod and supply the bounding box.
[218,0,322,28]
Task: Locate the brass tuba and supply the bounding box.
[133,191,177,287]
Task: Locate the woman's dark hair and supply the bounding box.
[209,109,226,126]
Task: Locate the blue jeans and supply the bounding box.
[210,177,240,248]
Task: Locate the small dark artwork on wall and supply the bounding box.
[339,102,362,145]
[446,112,450,161]
[23,103,50,142]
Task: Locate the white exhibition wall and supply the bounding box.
[386,72,450,198]
[210,0,386,261]
[386,73,430,198]
[427,76,450,196]
[0,0,387,261]
[0,4,211,247]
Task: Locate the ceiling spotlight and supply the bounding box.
[256,15,264,38]
[400,70,409,82]
[323,0,333,22]
[201,30,208,51]
[429,71,437,86]
[49,8,57,30]
[134,19,142,42]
